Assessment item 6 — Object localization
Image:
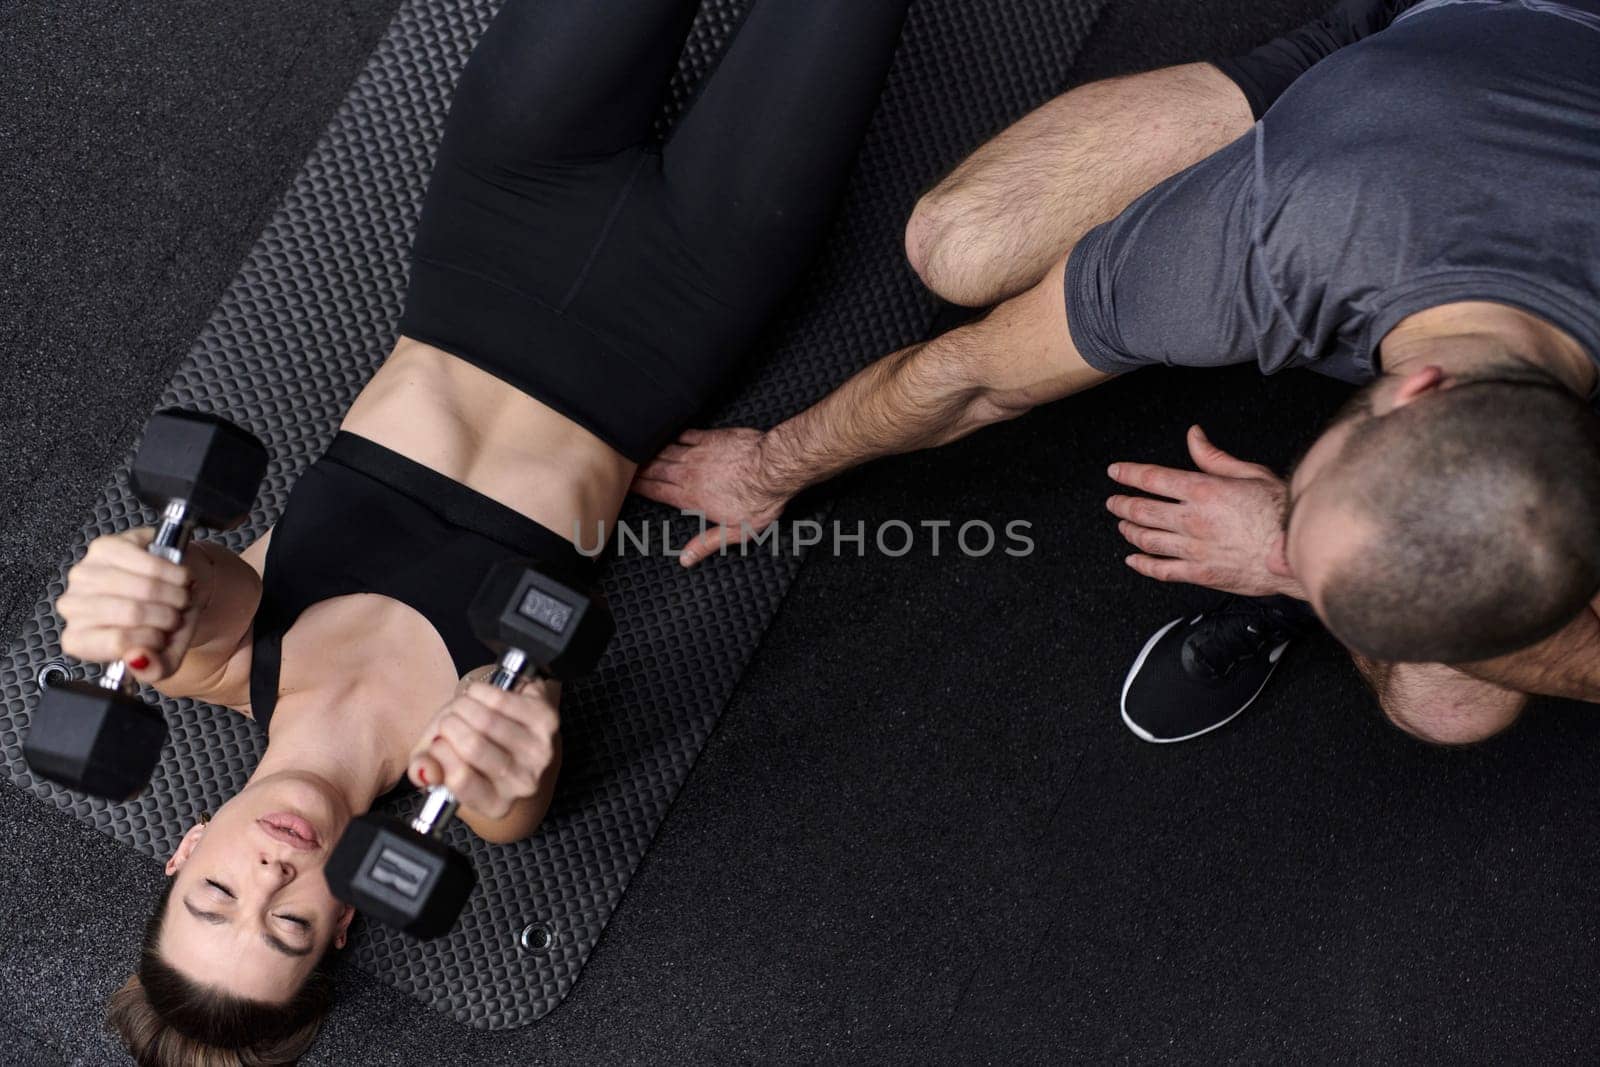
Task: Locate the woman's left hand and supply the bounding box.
[407,675,562,819]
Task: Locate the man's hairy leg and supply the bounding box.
[1350,655,1529,746]
[906,62,1252,307]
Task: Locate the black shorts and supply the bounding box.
[399,0,909,462]
[1214,0,1420,119]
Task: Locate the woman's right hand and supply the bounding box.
[406,676,562,820]
[57,529,200,683]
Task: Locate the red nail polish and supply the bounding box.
[128,655,150,671]
[418,767,429,785]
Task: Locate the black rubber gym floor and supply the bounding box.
[6,1,1599,1063]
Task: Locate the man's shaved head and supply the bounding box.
[1293,368,1600,663]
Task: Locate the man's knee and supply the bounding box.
[903,186,994,307]
[1378,687,1528,746]
[903,190,953,294]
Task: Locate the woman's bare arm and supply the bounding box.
[152,533,271,709]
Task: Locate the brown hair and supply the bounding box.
[1320,370,1600,663]
[106,882,337,1066]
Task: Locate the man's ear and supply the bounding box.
[164,822,207,877]
[1266,531,1294,579]
[1389,364,1448,410]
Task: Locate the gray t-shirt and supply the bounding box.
[1065,0,1600,386]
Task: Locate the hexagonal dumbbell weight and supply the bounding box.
[23,409,268,800]
[325,559,613,939]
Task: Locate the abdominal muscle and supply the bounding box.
[340,335,636,546]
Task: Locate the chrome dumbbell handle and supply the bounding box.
[410,787,462,838]
[148,498,195,564]
[97,498,196,694]
[487,647,527,690]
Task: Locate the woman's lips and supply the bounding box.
[258,812,321,851]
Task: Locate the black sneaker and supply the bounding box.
[1120,595,1317,743]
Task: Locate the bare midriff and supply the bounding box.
[340,336,636,547]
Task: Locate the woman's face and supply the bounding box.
[159,771,357,1002]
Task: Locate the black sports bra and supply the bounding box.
[248,432,594,730]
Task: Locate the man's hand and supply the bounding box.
[407,677,562,820]
[633,428,789,567]
[1107,425,1305,599]
[638,257,1108,568]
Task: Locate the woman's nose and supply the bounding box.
[257,854,296,881]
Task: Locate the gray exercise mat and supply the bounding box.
[0,0,1106,1029]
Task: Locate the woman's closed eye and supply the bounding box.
[206,878,310,931]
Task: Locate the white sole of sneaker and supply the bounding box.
[1119,616,1289,744]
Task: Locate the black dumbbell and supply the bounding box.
[23,409,268,800]
[325,560,613,939]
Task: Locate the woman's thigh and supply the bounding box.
[441,0,702,165]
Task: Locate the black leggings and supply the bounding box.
[400,0,911,462]
[1214,0,1420,119]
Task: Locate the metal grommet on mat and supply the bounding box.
[518,922,556,955]
[35,660,71,691]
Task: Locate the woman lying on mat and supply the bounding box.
[58,2,910,1062]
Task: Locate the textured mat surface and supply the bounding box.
[0,0,1105,1030]
[0,0,403,643]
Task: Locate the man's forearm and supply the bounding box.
[1456,604,1600,703]
[756,334,992,499]
[754,264,1108,499]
